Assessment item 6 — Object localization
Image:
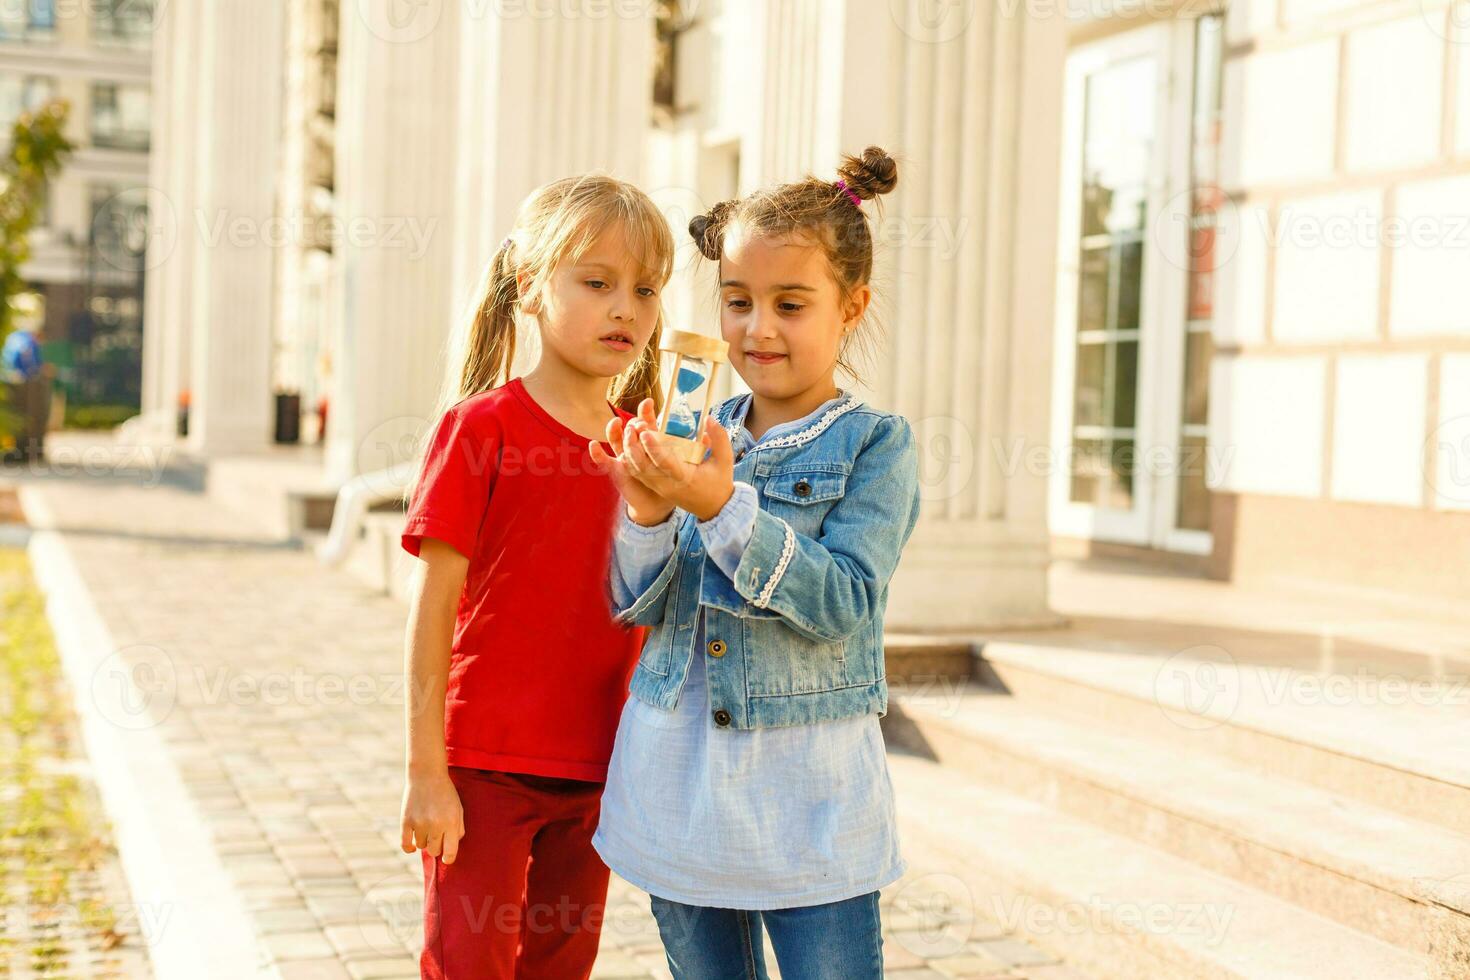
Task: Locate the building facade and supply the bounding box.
[4,0,153,415]
[137,0,1470,630]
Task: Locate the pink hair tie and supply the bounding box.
[833,179,862,208]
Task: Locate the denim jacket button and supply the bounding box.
[794,480,813,497]
[707,639,726,657]
[713,709,732,727]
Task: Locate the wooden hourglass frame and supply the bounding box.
[655,329,730,463]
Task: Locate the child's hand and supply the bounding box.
[401,769,465,865]
[621,407,736,523]
[589,408,676,526]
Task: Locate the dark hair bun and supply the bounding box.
[836,146,898,200]
[687,199,733,260]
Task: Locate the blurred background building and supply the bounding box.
[4,0,153,425]
[113,0,1468,627]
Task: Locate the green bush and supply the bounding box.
[62,403,137,430]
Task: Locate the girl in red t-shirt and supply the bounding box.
[398,174,674,980]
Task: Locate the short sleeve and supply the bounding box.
[400,406,499,560]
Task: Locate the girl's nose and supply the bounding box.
[746,311,778,340]
[609,287,636,322]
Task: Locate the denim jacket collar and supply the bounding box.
[718,388,864,456]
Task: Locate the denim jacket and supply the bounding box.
[608,390,922,730]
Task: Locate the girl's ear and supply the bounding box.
[841,283,872,333]
[515,270,541,315]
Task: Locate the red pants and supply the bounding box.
[420,767,610,979]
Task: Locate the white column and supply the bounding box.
[138,0,201,440]
[787,1,1063,629]
[325,3,655,484]
[324,1,462,483]
[448,4,654,381]
[183,0,288,455]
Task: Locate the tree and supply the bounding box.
[0,101,72,452]
[0,100,74,339]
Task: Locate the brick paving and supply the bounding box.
[5,441,1087,980]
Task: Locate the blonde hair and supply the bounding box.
[688,146,898,386]
[458,173,673,413]
[405,174,674,506]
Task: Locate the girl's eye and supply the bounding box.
[725,298,751,311]
[779,303,804,313]
[586,279,608,289]
[637,287,656,298]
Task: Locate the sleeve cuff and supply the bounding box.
[696,482,758,557]
[616,505,678,548]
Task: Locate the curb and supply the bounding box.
[19,484,278,980]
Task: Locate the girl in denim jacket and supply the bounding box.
[585,147,921,980]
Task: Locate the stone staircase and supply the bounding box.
[881,639,1470,980]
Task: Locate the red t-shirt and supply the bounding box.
[401,377,645,782]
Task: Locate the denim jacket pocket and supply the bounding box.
[761,468,848,505]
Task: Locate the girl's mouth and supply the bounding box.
[600,336,633,352]
[747,352,786,365]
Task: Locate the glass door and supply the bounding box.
[1050,19,1219,554]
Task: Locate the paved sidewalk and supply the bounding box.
[6,439,1086,980]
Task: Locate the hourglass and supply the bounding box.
[656,329,730,463]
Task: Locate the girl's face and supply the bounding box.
[717,228,869,403]
[529,223,663,379]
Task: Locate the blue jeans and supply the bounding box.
[648,891,884,979]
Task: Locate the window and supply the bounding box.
[1174,14,1224,533]
[0,0,57,42]
[91,81,151,151]
[93,0,155,49]
[0,74,58,131]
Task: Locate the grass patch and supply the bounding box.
[0,546,126,975]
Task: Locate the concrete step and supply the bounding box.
[976,641,1470,833]
[308,512,418,604]
[205,450,337,542]
[886,749,1429,980]
[886,680,1470,962]
[883,633,974,685]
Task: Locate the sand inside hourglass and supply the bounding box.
[664,363,709,438]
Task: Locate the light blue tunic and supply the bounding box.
[591,390,906,910]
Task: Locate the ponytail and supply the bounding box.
[457,238,520,400]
